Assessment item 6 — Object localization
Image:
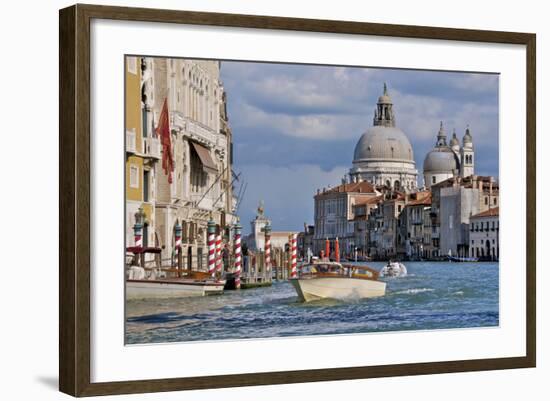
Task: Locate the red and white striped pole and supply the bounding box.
[215,233,222,274]
[175,223,182,251]
[264,224,272,273]
[234,220,242,289]
[175,222,183,274]
[207,219,217,278]
[290,233,298,278]
[134,226,143,248]
[133,208,144,248]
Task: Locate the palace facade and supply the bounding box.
[125,57,237,267]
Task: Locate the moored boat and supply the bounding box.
[290,262,386,302]
[447,255,479,262]
[126,276,225,299]
[125,247,225,299]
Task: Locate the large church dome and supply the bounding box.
[349,83,418,192]
[353,126,414,162]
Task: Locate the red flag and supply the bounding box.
[156,98,174,183]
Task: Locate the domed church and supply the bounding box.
[349,84,418,192]
[423,122,474,188]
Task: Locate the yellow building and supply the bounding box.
[125,56,161,252]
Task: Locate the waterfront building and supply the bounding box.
[364,191,407,259]
[313,181,380,256]
[352,195,383,256]
[246,201,297,251]
[422,204,434,259]
[397,192,431,259]
[125,56,161,257]
[423,122,475,188]
[349,84,418,192]
[432,175,499,258]
[469,207,499,260]
[136,57,236,267]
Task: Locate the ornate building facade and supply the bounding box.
[349,84,418,192]
[128,57,236,267]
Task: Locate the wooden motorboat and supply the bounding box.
[290,262,386,302]
[126,278,225,299]
[125,246,225,299]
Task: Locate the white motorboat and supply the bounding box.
[379,261,407,278]
[126,265,225,299]
[290,262,386,302]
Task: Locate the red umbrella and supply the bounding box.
[335,237,340,263]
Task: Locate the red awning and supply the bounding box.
[191,142,218,174]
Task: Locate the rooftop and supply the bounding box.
[407,192,432,206]
[317,181,376,196]
[471,207,499,219]
[354,195,384,206]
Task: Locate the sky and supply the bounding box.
[219,61,499,234]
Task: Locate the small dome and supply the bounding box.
[450,131,460,148]
[354,126,414,162]
[378,94,392,104]
[423,147,459,173]
[463,127,473,143]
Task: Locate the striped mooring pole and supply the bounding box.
[133,207,144,248]
[133,222,143,248]
[133,208,145,267]
[290,233,298,278]
[207,219,217,278]
[264,224,272,274]
[234,220,242,289]
[215,233,222,275]
[174,222,183,273]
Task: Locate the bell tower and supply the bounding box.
[460,126,475,178]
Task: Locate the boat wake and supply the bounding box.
[393,288,434,295]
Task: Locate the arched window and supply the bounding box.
[394,180,400,191]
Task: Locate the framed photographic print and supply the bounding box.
[59,3,536,397]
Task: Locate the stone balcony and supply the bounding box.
[171,111,222,148]
[143,137,161,159]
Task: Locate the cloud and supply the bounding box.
[236,164,348,234]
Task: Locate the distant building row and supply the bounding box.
[311,175,499,261]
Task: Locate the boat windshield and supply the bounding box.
[301,263,342,274]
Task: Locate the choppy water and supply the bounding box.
[125,262,499,344]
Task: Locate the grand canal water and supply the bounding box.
[125,261,499,344]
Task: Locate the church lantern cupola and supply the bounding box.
[373,83,396,128]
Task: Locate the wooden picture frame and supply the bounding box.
[59,3,536,397]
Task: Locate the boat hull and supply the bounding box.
[126,279,225,300]
[290,277,386,302]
